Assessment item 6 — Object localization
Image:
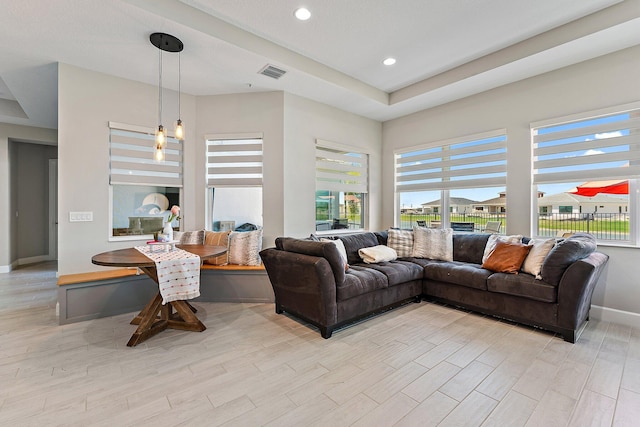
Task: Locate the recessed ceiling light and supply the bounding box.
[294,7,311,21]
[383,57,396,66]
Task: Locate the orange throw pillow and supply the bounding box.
[482,240,532,274]
[203,230,231,265]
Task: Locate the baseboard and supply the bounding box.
[0,260,19,273]
[591,305,640,329]
[18,255,49,266]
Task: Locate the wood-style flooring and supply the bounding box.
[1,262,639,426]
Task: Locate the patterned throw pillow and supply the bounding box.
[387,228,414,258]
[203,230,231,265]
[228,229,263,266]
[412,226,453,261]
[482,241,532,274]
[174,229,205,244]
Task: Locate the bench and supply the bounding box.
[57,264,272,325]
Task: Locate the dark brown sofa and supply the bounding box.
[259,231,608,342]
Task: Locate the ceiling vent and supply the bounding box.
[258,64,287,80]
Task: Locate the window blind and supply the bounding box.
[315,144,368,193]
[206,137,263,187]
[532,105,640,184]
[395,130,507,192]
[109,123,183,187]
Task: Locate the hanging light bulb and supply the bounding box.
[175,119,184,140]
[174,51,185,141]
[155,124,166,147]
[154,141,165,162]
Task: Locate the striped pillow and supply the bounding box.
[203,230,231,265]
[387,228,414,257]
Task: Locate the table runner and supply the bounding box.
[135,246,201,304]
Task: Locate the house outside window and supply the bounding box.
[206,134,263,231]
[109,122,182,240]
[395,130,507,231]
[532,102,640,243]
[315,141,368,232]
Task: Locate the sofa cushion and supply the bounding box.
[453,233,491,264]
[487,273,557,303]
[338,266,388,300]
[482,241,532,274]
[541,233,597,286]
[278,237,346,285]
[374,230,389,246]
[424,261,492,290]
[338,232,380,265]
[521,238,556,279]
[387,229,414,257]
[353,261,424,286]
[412,227,453,261]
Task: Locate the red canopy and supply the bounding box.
[568,179,628,197]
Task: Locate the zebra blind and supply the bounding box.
[395,129,507,192]
[206,136,263,187]
[315,143,368,193]
[532,104,640,184]
[109,122,183,187]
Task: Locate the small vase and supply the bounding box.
[163,222,174,242]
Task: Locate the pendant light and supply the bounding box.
[150,32,184,162]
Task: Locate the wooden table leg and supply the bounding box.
[127,293,167,347]
[168,300,207,332]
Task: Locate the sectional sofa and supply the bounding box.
[259,230,609,342]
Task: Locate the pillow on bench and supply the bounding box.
[228,228,263,266]
[204,230,231,265]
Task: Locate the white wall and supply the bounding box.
[382,44,640,326]
[0,123,57,272]
[283,93,383,236]
[57,63,197,275]
[195,92,285,249]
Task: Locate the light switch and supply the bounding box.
[69,211,93,222]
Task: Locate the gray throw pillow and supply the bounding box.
[540,233,597,285]
[228,229,263,266]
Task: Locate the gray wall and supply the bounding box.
[0,124,57,272]
[13,142,57,260]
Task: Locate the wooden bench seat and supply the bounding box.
[57,268,140,286]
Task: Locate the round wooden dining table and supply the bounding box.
[92,244,226,347]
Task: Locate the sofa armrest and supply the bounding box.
[259,248,338,328]
[557,251,609,330]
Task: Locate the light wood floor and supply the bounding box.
[1,263,639,426]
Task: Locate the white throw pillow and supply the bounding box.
[387,229,414,257]
[228,229,263,266]
[482,234,523,264]
[522,238,556,279]
[412,226,453,261]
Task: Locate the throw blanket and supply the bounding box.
[135,246,201,304]
[358,245,398,264]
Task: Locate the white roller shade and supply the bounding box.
[395,130,507,193]
[206,137,263,187]
[532,104,640,184]
[316,144,368,193]
[109,123,183,187]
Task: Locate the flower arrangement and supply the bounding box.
[167,205,181,223]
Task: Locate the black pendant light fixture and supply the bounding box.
[150,32,184,162]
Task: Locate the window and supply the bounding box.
[532,102,640,242]
[315,141,368,231]
[395,130,507,230]
[109,122,182,239]
[206,134,263,231]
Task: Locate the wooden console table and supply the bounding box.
[91,244,226,346]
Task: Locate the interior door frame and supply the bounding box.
[48,158,58,260]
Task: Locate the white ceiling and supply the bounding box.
[0,0,638,129]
